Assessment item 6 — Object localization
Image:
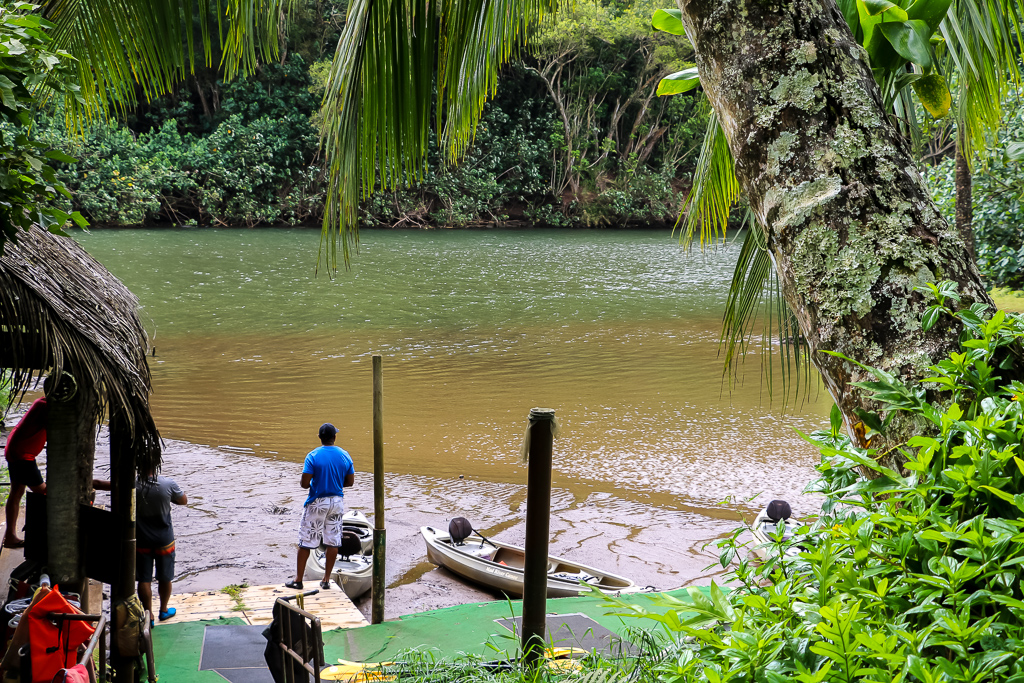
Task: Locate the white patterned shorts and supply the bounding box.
[298,496,345,549]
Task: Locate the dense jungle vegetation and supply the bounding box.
[38,0,706,231]
[29,0,1024,288]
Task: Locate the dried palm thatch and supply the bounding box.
[0,226,160,474]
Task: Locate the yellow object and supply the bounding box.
[320,648,588,681]
[321,660,396,682]
[543,647,587,671]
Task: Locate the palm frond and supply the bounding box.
[674,104,739,250]
[939,0,1023,162]
[41,0,291,119]
[720,214,811,404]
[318,0,557,273]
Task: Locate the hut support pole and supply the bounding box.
[46,374,97,591]
[521,408,555,669]
[110,413,137,682]
[371,355,386,625]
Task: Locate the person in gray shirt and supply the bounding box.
[136,469,188,625]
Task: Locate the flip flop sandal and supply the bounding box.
[284,580,303,590]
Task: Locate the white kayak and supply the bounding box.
[421,524,640,598]
[749,500,802,560]
[306,510,374,599]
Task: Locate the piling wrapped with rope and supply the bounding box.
[0,226,161,474]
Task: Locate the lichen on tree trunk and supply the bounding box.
[676,0,991,458]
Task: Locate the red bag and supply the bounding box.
[51,664,90,683]
[25,588,94,683]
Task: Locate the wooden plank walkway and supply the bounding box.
[170,584,369,630]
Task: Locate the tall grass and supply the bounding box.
[341,628,685,683]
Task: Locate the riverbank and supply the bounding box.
[151,435,733,620]
[1,417,738,621]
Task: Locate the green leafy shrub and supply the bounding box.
[602,285,1024,682]
[45,110,320,226]
[0,2,86,254]
[926,96,1024,289]
[927,153,1024,289]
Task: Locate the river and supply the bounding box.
[73,227,830,608]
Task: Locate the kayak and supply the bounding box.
[307,510,374,599]
[420,523,640,598]
[749,500,802,560]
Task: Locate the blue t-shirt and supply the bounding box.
[303,445,354,506]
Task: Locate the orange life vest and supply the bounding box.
[25,587,94,683]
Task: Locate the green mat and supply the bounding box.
[151,589,700,682]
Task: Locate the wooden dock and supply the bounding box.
[169,584,369,630]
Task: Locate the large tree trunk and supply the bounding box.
[46,373,97,590]
[676,0,992,457]
[955,129,975,262]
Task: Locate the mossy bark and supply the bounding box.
[677,0,991,458]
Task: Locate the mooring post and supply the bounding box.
[521,407,555,668]
[371,355,386,624]
[109,411,137,682]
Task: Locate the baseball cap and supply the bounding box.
[318,423,338,439]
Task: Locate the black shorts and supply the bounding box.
[7,459,43,488]
[137,550,175,583]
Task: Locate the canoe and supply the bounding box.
[749,500,802,560]
[306,510,374,599]
[420,524,640,598]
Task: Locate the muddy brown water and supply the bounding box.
[16,229,832,617]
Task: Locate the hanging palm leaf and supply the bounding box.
[675,105,739,250]
[318,0,558,272]
[40,0,293,120]
[719,212,812,404]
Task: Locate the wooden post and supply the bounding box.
[109,411,137,682]
[46,373,97,591]
[521,407,555,669]
[371,355,386,625]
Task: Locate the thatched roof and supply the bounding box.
[0,226,160,472]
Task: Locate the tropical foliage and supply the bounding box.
[0,3,84,254]
[652,0,1024,389]
[24,0,706,232]
[600,292,1024,682]
[927,93,1024,289]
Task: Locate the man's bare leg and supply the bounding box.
[295,547,311,583]
[4,483,25,545]
[137,581,153,618]
[158,580,173,614]
[322,547,338,586]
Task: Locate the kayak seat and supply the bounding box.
[766,499,792,522]
[339,531,362,560]
[449,517,474,545]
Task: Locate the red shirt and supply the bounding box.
[4,397,48,462]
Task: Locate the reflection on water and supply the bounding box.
[77,228,830,518]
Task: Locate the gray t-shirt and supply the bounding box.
[136,475,185,549]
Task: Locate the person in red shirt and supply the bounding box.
[4,396,48,548]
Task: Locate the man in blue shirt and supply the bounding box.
[286,423,355,590]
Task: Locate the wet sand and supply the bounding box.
[3,424,736,621]
[3,397,814,621]
[143,437,734,620]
